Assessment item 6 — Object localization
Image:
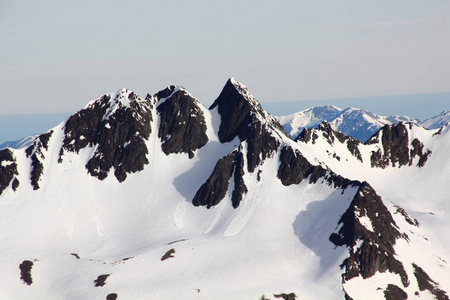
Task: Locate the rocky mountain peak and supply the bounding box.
[154,85,178,100]
[156,87,208,158]
[60,90,153,182]
[210,78,282,143]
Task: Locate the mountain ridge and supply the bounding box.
[276,104,449,142]
[0,79,448,299]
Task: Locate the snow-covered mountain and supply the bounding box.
[277,105,421,142]
[421,110,450,129]
[0,135,39,150]
[0,79,449,300]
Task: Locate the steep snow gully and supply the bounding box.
[0,78,449,300]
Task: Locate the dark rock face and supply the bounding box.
[94,274,110,287]
[246,122,281,173]
[384,284,407,300]
[296,128,319,144]
[329,183,409,287]
[367,123,431,168]
[0,148,19,195]
[193,79,291,209]
[25,131,54,190]
[60,90,153,182]
[277,146,358,190]
[156,88,208,158]
[155,85,177,100]
[19,260,33,285]
[192,150,248,208]
[412,263,449,300]
[277,146,322,186]
[230,151,247,208]
[297,122,363,162]
[192,153,234,208]
[210,79,282,173]
[410,138,432,167]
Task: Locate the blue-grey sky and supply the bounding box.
[1,1,449,118]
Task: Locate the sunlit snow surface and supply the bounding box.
[0,87,449,299]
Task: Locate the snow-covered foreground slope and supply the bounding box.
[0,79,449,300]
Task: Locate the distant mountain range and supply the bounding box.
[0,79,449,299]
[276,105,450,142]
[0,135,39,150]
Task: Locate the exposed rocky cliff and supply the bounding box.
[330,183,409,287]
[25,130,53,190]
[60,89,153,182]
[0,148,20,195]
[156,87,208,158]
[192,149,247,208]
[210,78,283,173]
[366,122,431,168]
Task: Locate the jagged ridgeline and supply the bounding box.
[0,78,448,300]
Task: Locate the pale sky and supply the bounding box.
[1,0,450,116]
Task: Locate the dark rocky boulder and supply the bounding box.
[156,88,208,158]
[19,260,34,285]
[60,90,153,182]
[106,293,118,300]
[94,274,110,287]
[0,148,20,195]
[161,249,176,261]
[329,182,409,287]
[274,293,296,300]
